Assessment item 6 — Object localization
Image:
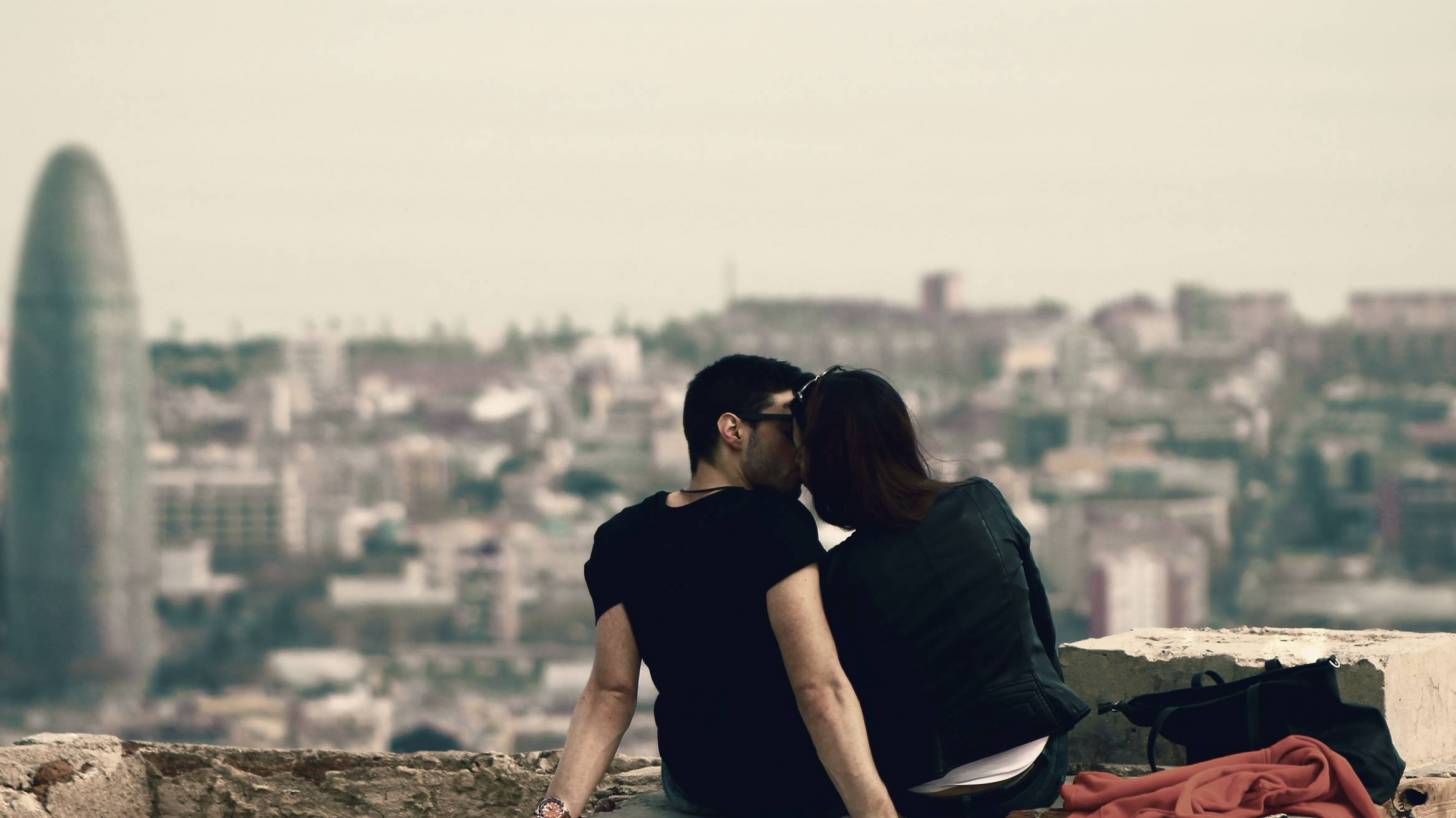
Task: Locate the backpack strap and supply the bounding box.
[1148,705,1177,772]
[1190,670,1226,688]
[1246,681,1264,747]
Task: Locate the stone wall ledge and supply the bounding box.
[5,732,1454,818]
[0,732,657,818]
[5,627,1456,817]
[1060,626,1456,769]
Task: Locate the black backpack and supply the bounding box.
[1097,656,1405,804]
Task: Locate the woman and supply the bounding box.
[792,367,1090,818]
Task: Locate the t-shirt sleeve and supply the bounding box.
[583,518,629,621]
[749,495,827,592]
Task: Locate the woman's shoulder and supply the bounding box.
[828,479,1011,552]
[928,477,1029,548]
[942,475,1000,495]
[934,476,1014,511]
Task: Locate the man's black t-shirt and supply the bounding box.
[584,487,840,813]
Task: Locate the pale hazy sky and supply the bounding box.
[3,1,1454,342]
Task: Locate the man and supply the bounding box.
[532,355,896,818]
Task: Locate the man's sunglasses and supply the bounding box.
[735,411,795,425]
[732,367,845,428]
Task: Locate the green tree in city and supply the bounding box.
[454,477,504,512]
[560,468,619,501]
[502,322,529,364]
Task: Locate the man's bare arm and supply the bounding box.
[769,564,898,818]
[542,604,641,816]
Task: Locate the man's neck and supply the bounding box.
[667,463,747,507]
[687,463,746,491]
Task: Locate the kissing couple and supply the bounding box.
[532,355,1088,818]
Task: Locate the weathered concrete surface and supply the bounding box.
[0,734,1066,817]
[0,733,660,817]
[4,730,1454,817]
[1391,764,1456,818]
[0,734,150,818]
[1061,626,1456,769]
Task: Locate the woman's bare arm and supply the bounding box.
[768,564,898,818]
[542,603,641,816]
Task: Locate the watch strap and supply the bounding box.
[533,795,571,818]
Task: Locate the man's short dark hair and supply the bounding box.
[683,354,810,471]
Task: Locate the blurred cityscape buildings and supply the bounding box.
[3,147,1456,755]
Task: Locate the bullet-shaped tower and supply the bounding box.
[4,146,156,696]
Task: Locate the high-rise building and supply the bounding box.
[920,270,960,315]
[4,147,157,695]
[286,324,349,416]
[1086,520,1209,637]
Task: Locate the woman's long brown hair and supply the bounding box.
[797,368,952,529]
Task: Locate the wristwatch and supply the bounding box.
[533,796,571,818]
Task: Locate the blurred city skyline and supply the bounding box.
[5,148,1456,752]
[4,1,1456,343]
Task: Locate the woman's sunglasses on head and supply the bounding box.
[789,366,844,426]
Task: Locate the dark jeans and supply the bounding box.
[661,733,1069,818]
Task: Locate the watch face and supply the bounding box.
[536,798,568,818]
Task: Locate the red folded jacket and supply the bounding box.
[1060,734,1382,818]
